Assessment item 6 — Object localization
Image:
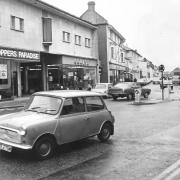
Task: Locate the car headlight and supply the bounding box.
[19,129,26,136]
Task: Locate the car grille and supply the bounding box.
[0,128,20,143]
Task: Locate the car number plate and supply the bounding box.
[0,144,12,152]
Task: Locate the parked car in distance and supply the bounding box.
[0,90,115,160]
[91,83,113,98]
[153,77,160,84]
[108,82,151,100]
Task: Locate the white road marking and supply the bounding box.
[165,167,180,180]
[152,159,180,180]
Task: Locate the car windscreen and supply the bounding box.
[95,84,106,89]
[25,95,62,115]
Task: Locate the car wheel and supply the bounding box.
[33,136,56,160]
[98,124,111,142]
[127,94,133,100]
[113,96,117,100]
[144,93,149,98]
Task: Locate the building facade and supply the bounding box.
[0,0,99,98]
[124,47,142,81]
[138,58,154,81]
[81,1,128,84]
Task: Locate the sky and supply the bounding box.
[42,0,180,72]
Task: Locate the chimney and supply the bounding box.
[88,1,95,11]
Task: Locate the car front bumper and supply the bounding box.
[0,139,32,150]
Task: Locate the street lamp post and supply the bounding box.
[159,64,165,100]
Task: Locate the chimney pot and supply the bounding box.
[88,1,95,11]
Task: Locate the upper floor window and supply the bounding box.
[10,16,24,32]
[75,35,81,46]
[0,13,1,28]
[111,47,114,59]
[63,31,70,43]
[110,31,113,40]
[85,38,90,48]
[42,17,52,43]
[121,52,124,62]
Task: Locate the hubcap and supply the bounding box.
[102,128,110,138]
[39,142,51,157]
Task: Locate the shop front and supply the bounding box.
[109,63,127,84]
[42,53,98,91]
[0,46,40,99]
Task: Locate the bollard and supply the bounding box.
[134,88,142,103]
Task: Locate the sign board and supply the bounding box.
[62,56,97,67]
[74,58,89,66]
[0,64,7,79]
[0,47,40,61]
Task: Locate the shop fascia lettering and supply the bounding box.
[0,47,40,60]
[74,58,89,66]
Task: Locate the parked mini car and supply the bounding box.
[91,83,112,98]
[108,82,151,100]
[0,90,115,160]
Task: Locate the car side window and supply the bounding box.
[61,97,85,115]
[86,96,104,112]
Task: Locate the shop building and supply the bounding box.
[81,1,128,84]
[0,0,99,99]
[124,46,142,81]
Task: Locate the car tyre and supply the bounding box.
[127,94,133,100]
[144,92,149,98]
[112,96,117,100]
[33,136,56,160]
[98,124,111,142]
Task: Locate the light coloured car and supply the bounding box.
[91,83,112,98]
[108,82,151,100]
[0,90,115,160]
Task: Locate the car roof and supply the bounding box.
[33,90,102,98]
[96,83,112,85]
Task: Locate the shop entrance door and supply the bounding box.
[21,63,43,95]
[12,71,18,96]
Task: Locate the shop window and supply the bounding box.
[0,79,8,85]
[0,64,8,85]
[75,35,81,46]
[63,31,70,43]
[10,15,24,32]
[85,38,90,48]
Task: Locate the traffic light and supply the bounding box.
[158,64,165,72]
[99,67,102,74]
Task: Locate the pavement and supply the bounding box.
[133,84,180,105]
[0,85,180,109]
[0,96,29,109]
